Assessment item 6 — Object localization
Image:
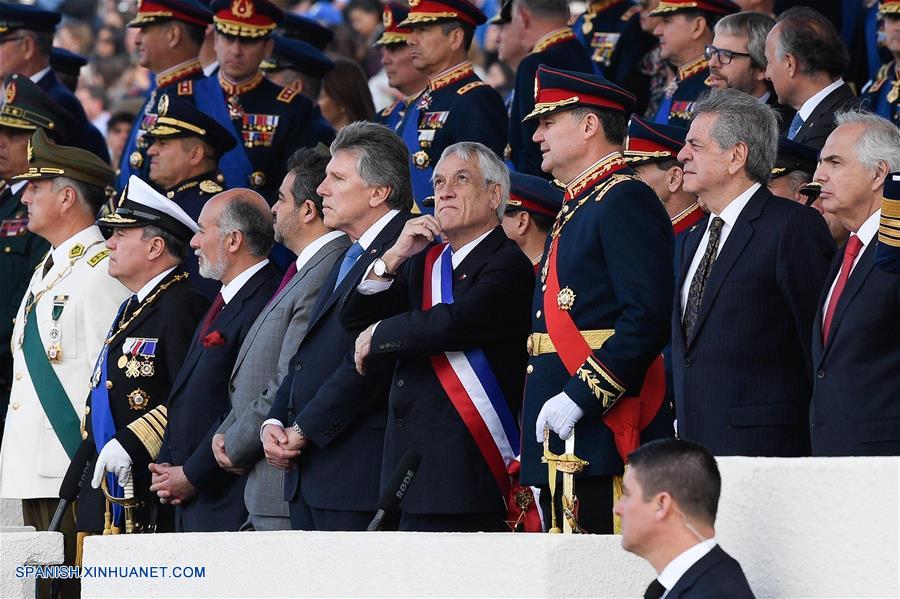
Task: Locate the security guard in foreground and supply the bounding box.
[70,175,209,542]
[0,130,129,598]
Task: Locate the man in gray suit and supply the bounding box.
[211,148,349,530]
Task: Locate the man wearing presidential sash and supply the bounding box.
[344,142,534,532]
[519,65,673,534]
[0,132,129,597]
[70,176,209,539]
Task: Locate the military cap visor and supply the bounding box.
[523,65,636,122]
[624,114,687,165]
[506,172,563,217]
[0,75,73,136]
[0,3,61,33]
[97,175,199,242]
[880,0,900,17]
[127,0,213,28]
[144,94,237,156]
[13,129,115,189]
[264,35,335,78]
[212,0,284,39]
[771,138,817,179]
[399,0,488,28]
[488,0,512,25]
[648,0,740,17]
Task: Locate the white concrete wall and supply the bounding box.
[0,529,64,599]
[39,457,900,598]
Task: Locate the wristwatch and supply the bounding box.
[372,258,397,279]
[291,423,306,438]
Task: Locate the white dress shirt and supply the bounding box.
[796,78,845,122]
[135,267,177,302]
[220,259,269,304]
[821,209,879,323]
[29,66,51,84]
[657,539,718,598]
[680,183,761,316]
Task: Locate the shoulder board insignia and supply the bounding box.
[457,81,488,95]
[87,249,110,267]
[621,5,640,21]
[277,87,297,103]
[877,63,891,80]
[200,180,224,194]
[68,243,85,259]
[381,100,400,117]
[592,173,639,202]
[177,80,193,96]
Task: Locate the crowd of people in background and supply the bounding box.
[0,0,899,596]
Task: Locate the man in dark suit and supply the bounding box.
[614,439,754,598]
[507,0,593,178]
[262,122,412,531]
[149,189,279,531]
[764,6,858,151]
[75,175,209,536]
[343,142,534,531]
[671,89,835,457]
[211,149,349,531]
[809,112,900,456]
[0,2,109,162]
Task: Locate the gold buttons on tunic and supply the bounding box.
[105,380,113,389]
[15,372,22,381]
[535,310,542,319]
[526,365,534,374]
[11,402,19,411]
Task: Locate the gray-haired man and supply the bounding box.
[343,142,534,531]
[211,149,349,531]
[670,89,834,457]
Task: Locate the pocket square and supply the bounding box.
[202,330,225,348]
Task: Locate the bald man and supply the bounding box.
[149,189,280,532]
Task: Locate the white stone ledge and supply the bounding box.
[0,529,64,599]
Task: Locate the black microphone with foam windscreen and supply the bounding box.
[49,440,94,532]
[366,450,422,531]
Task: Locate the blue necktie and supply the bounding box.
[787,113,805,140]
[334,242,364,290]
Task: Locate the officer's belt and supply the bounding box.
[527,329,614,357]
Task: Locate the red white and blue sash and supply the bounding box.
[423,243,519,499]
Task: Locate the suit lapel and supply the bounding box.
[819,241,876,361]
[451,227,506,296]
[667,545,726,597]
[686,189,765,348]
[799,83,854,139]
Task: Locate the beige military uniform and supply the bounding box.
[0,225,130,499]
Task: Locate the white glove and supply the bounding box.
[91,439,133,489]
[535,392,585,442]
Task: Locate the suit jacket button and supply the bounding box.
[396,418,405,429]
[816,370,825,379]
[397,379,405,388]
[683,359,691,367]
[295,363,302,372]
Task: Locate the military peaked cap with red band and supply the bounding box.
[522,64,636,122]
[880,0,900,17]
[399,0,487,28]
[506,172,563,218]
[127,0,213,28]
[648,0,740,17]
[377,3,412,46]
[624,114,687,165]
[211,0,283,38]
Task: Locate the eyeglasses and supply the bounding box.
[704,45,753,65]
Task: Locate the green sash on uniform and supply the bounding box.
[22,305,81,458]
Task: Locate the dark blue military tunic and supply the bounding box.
[519,154,674,485]
[396,61,508,212]
[653,56,710,129]
[861,61,900,127]
[374,99,407,131]
[510,29,594,178]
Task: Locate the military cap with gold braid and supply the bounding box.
[507,171,563,218]
[0,2,60,34]
[488,0,512,25]
[0,74,74,140]
[146,93,237,157]
[523,64,636,122]
[772,138,817,180]
[211,0,283,38]
[377,2,413,46]
[648,0,739,16]
[624,114,687,165]
[880,0,900,17]
[97,175,199,242]
[127,0,213,28]
[399,0,487,28]
[13,129,115,189]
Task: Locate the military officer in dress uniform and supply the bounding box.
[373,3,428,133]
[861,1,900,127]
[624,114,702,239]
[768,137,817,204]
[519,65,674,534]
[877,172,900,275]
[397,0,508,212]
[650,0,739,128]
[119,0,214,188]
[571,0,654,112]
[48,47,87,93]
[68,176,209,540]
[0,130,129,597]
[145,93,235,299]
[0,74,78,445]
[507,0,593,178]
[501,171,562,271]
[205,0,322,201]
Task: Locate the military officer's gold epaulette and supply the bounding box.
[126,405,167,460]
[277,87,298,103]
[868,63,892,94]
[678,56,708,81]
[457,81,488,95]
[87,249,110,267]
[381,100,401,117]
[177,80,193,96]
[199,179,223,194]
[590,173,639,203]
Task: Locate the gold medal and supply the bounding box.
[125,358,141,378]
[139,360,155,377]
[118,355,128,369]
[127,389,149,410]
[557,287,576,311]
